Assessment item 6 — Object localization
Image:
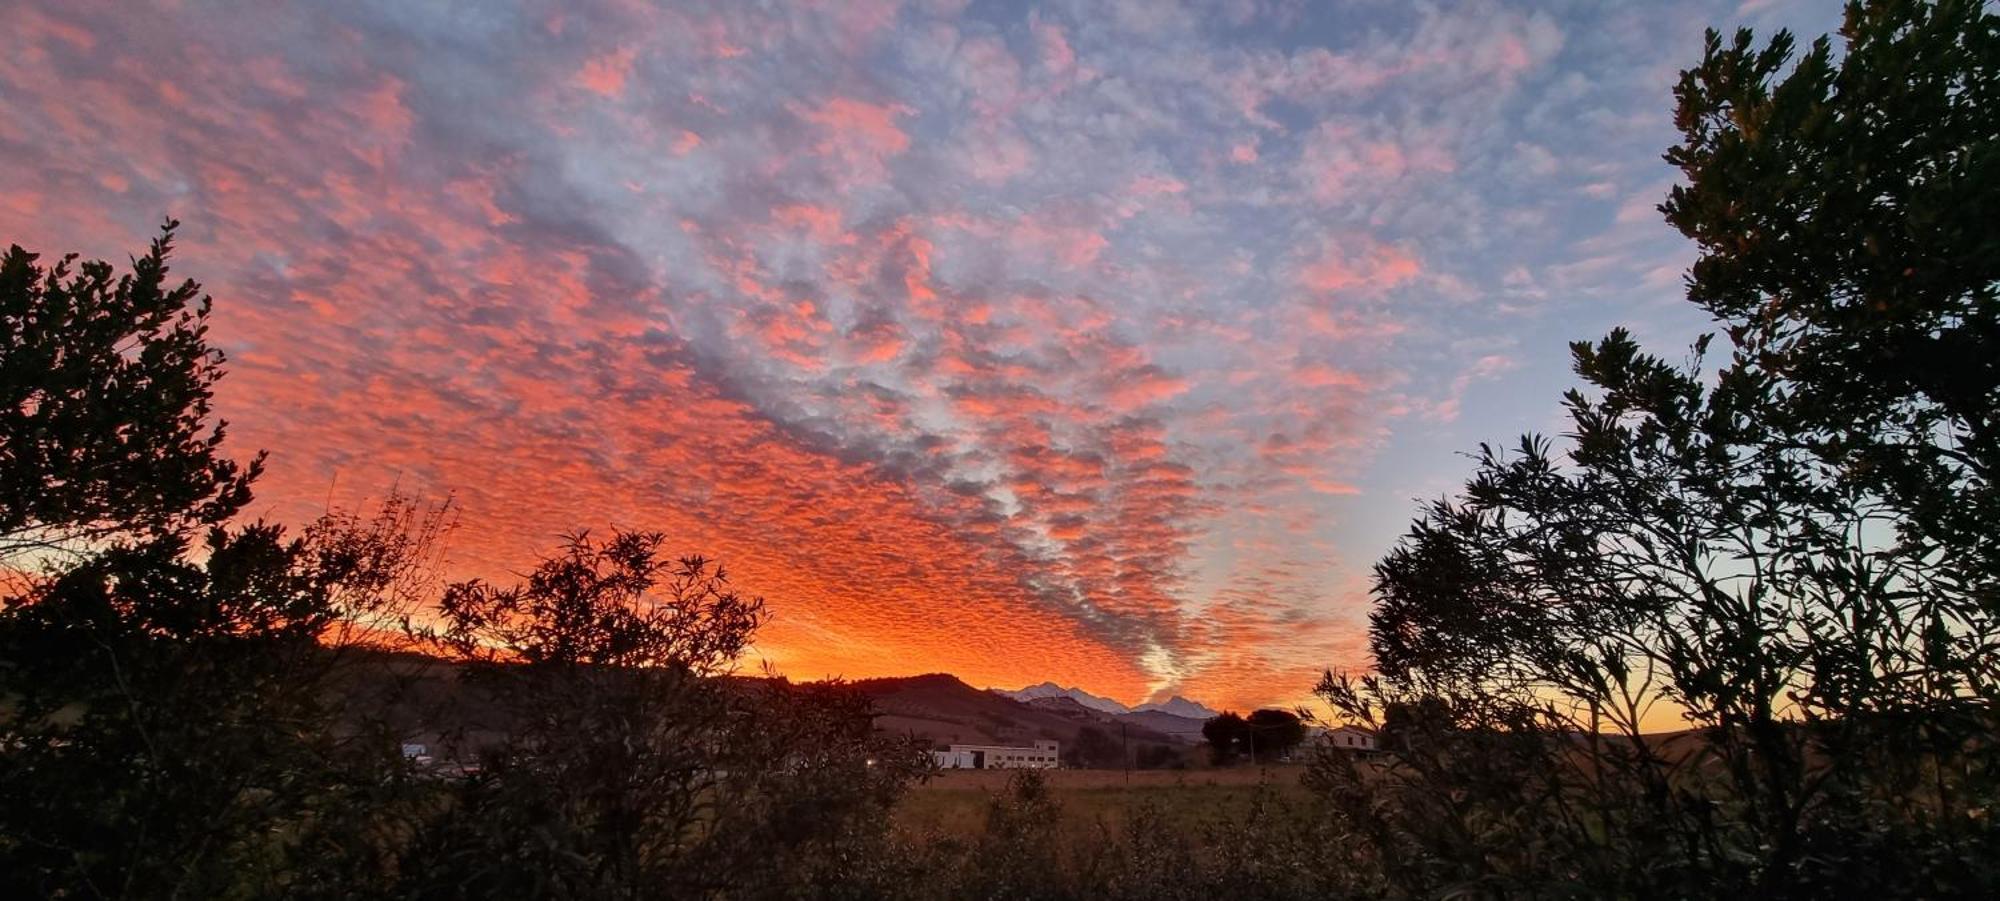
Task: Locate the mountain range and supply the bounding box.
[326,652,1221,758]
[995,681,1220,720]
[852,673,1204,751]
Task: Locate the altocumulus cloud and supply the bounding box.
[0,0,1837,710]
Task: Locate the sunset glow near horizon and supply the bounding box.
[1,0,1835,712]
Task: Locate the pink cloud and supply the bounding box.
[575,46,638,98]
[1033,17,1076,76]
[794,96,915,182]
[0,0,1620,712]
[1292,363,1369,390]
[960,124,1034,182]
[1298,240,1422,295]
[1300,121,1455,204]
[772,203,847,243]
[1102,368,1192,410]
[1129,174,1187,197]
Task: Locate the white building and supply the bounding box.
[932,739,1059,769]
[1325,725,1379,753]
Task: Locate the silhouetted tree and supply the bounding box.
[401,531,927,900]
[1202,712,1247,764]
[1666,0,2000,591]
[0,224,940,901]
[0,226,450,898]
[1067,724,1123,768]
[1245,709,1306,762]
[0,499,451,899]
[1316,3,2000,898]
[1135,743,1185,770]
[948,770,1067,900]
[0,221,259,568]
[1204,710,1306,764]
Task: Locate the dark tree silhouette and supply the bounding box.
[1135,743,1184,770]
[1313,3,2000,898]
[1245,708,1307,762]
[0,225,931,901]
[1207,709,1307,764]
[1067,724,1123,768]
[0,499,451,899]
[403,531,927,899]
[1202,711,1247,764]
[0,221,260,566]
[1665,0,2000,645]
[0,225,450,899]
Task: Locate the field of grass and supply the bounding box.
[894,765,1312,839]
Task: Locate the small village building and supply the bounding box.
[1325,725,1379,753]
[932,739,1059,769]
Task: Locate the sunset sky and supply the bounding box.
[1,0,1837,712]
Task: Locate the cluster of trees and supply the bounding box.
[1065,725,1187,770]
[1200,709,1306,764]
[2,1,1992,898]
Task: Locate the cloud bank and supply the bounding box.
[0,0,1832,709]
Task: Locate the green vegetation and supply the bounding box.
[2,1,1994,898]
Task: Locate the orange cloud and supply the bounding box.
[0,0,1610,714]
[575,46,638,97]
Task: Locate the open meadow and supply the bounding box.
[896,765,1313,838]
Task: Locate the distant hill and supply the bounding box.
[1023,695,1111,720]
[1117,709,1209,744]
[852,673,1183,754]
[329,653,1200,758]
[1017,695,1211,746]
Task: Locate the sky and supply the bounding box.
[0,0,1841,712]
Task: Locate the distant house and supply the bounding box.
[1325,725,1379,753]
[932,748,977,769]
[932,739,1059,769]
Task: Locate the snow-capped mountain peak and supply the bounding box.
[995,682,1132,715]
[1133,696,1218,720]
[995,684,1222,721]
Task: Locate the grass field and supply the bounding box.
[894,765,1312,838]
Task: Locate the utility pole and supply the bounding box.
[1120,720,1130,786]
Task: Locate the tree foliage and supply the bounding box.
[1665,0,2000,660]
[4,2,1994,897]
[1066,724,1123,768]
[1315,2,2000,897]
[1202,711,1248,764]
[0,220,259,565]
[397,530,929,900]
[1245,709,1307,762]
[1203,709,1306,764]
[0,499,450,899]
